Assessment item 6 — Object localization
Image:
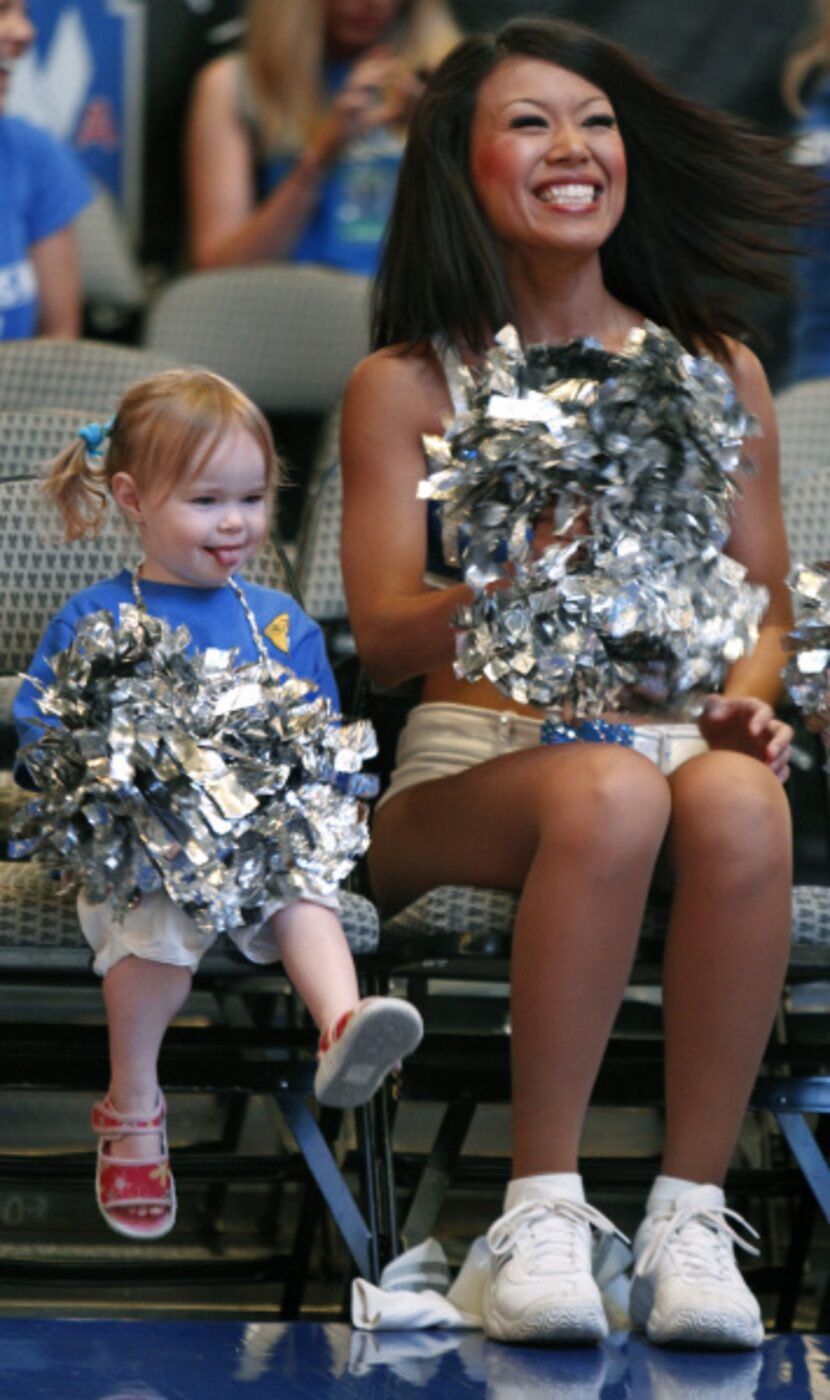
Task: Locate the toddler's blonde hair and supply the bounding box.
[45,367,280,542]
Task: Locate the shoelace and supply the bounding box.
[487,1199,629,1275]
[634,1202,760,1282]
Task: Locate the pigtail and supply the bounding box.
[44,421,113,542]
[41,371,278,545]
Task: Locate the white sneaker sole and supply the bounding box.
[630,1280,763,1349]
[645,1308,763,1350]
[314,1000,423,1108]
[484,1300,608,1346]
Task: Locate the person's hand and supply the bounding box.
[697,694,792,782]
[312,48,422,165]
[342,48,424,130]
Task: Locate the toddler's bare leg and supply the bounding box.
[272,901,360,1033]
[102,956,192,1218]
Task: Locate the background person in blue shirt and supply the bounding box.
[14,366,422,1242]
[185,0,460,275]
[0,0,91,339]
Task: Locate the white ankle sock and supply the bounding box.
[646,1174,720,1214]
[504,1172,584,1211]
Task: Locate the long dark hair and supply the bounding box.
[372,17,820,358]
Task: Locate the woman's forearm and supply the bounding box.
[192,154,328,269]
[722,623,790,706]
[354,582,473,689]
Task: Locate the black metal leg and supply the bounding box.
[203,1091,250,1235]
[278,1091,377,1283]
[373,1080,399,1267]
[400,1098,476,1250]
[773,1114,830,1329]
[280,1170,324,1319]
[775,1111,830,1224]
[754,1078,830,1221]
[354,1100,382,1285]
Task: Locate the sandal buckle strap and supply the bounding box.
[91,1094,166,1136]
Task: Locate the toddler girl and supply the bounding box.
[14,367,422,1241]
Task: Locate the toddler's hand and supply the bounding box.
[697,695,792,783]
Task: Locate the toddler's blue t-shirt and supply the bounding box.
[14,570,340,776]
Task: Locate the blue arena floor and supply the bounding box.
[1,1320,828,1399]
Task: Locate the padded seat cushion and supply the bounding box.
[0,862,378,969]
[381,882,830,963]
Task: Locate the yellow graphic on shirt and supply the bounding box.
[264,612,290,653]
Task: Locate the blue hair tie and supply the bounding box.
[78,415,115,459]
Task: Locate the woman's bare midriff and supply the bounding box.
[420,663,690,726]
[421,664,546,716]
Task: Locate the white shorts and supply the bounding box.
[77,887,339,978]
[376,703,708,810]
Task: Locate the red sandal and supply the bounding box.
[92,1091,177,1240]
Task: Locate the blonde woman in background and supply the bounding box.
[783,0,830,118]
[186,0,461,276]
[782,0,830,382]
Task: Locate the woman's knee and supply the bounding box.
[671,753,792,885]
[535,748,671,867]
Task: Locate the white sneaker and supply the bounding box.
[314,997,423,1108]
[629,1184,764,1349]
[483,1196,626,1344]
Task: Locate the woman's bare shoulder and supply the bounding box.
[345,343,449,421]
[348,343,443,388]
[712,337,769,400]
[191,52,239,106]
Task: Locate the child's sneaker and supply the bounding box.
[630,1183,764,1349]
[314,996,423,1107]
[482,1189,625,1345]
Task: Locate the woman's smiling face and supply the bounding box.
[469,56,627,263]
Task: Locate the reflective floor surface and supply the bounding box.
[1,1321,829,1400]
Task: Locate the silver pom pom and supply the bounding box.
[420,324,767,717]
[784,563,830,747]
[13,605,377,932]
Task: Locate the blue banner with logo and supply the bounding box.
[7,1,245,267]
[8,0,142,226]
